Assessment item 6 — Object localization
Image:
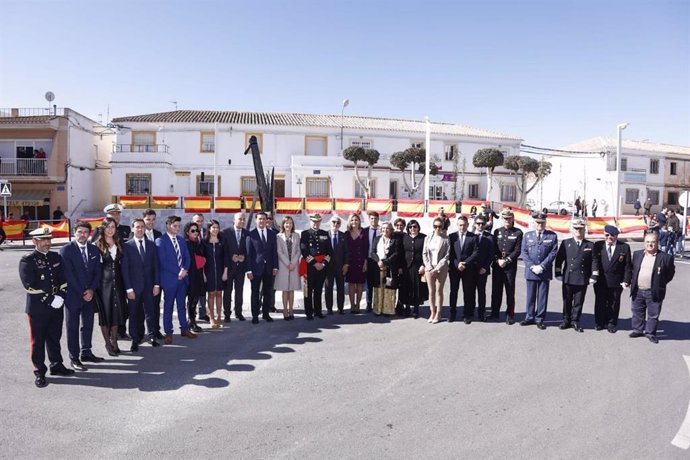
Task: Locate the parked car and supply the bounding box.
[542,200,577,215]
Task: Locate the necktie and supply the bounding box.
[537,232,542,243]
[138,239,146,262]
[460,233,465,250]
[236,230,241,243]
[333,233,338,250]
[261,230,266,244]
[608,244,613,259]
[172,236,182,268]
[80,246,88,267]
[576,240,581,247]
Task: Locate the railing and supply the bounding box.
[0,158,48,176]
[0,107,65,117]
[114,144,169,153]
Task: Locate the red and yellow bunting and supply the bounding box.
[511,207,532,228]
[215,196,242,213]
[118,195,149,208]
[460,200,485,216]
[586,217,615,234]
[244,197,263,211]
[396,199,424,218]
[39,219,70,237]
[275,197,303,214]
[366,199,393,216]
[77,217,106,232]
[183,196,211,213]
[1,220,28,240]
[428,200,456,218]
[334,198,361,214]
[545,214,572,234]
[616,216,647,234]
[306,198,334,214]
[151,196,179,208]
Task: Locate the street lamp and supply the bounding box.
[340,98,349,154]
[615,122,629,217]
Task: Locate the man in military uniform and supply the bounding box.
[520,212,559,329]
[490,209,523,324]
[554,219,594,332]
[91,203,131,242]
[18,228,74,388]
[300,213,333,320]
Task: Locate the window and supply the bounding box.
[200,132,215,153]
[444,144,458,161]
[241,176,257,196]
[625,188,639,204]
[668,192,679,206]
[468,183,479,199]
[126,173,151,195]
[648,190,659,205]
[500,184,517,202]
[197,174,215,196]
[305,136,327,156]
[670,162,677,175]
[350,139,373,149]
[306,177,329,197]
[620,158,627,171]
[650,159,659,174]
[410,141,425,149]
[245,133,263,153]
[389,180,398,200]
[428,185,444,200]
[355,179,376,198]
[131,131,156,152]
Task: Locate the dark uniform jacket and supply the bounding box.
[554,238,594,285]
[520,229,558,281]
[370,235,402,288]
[630,250,675,302]
[492,226,523,270]
[19,250,68,315]
[300,228,333,267]
[591,240,632,287]
[475,231,494,274]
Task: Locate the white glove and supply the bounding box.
[50,295,64,309]
[531,265,544,275]
[589,278,597,284]
[555,275,563,282]
[620,282,629,289]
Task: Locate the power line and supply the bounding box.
[520,143,607,155]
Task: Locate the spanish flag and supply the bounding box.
[40,219,70,238]
[616,216,647,234]
[366,199,393,216]
[428,200,456,218]
[245,197,262,211]
[184,196,212,213]
[305,198,334,214]
[586,217,616,235]
[397,200,424,218]
[334,198,361,214]
[275,197,303,214]
[151,196,179,208]
[119,195,149,208]
[545,214,572,234]
[511,207,532,228]
[460,200,485,216]
[215,196,242,213]
[76,217,106,234]
[1,220,28,240]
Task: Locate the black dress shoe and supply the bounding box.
[50,364,75,376]
[536,322,547,330]
[306,315,314,320]
[263,315,274,322]
[199,315,211,322]
[118,332,131,340]
[607,325,617,334]
[315,313,325,319]
[224,316,232,323]
[480,316,488,322]
[327,309,334,315]
[572,322,584,333]
[35,375,48,388]
[629,331,645,338]
[236,314,246,321]
[251,318,259,324]
[463,318,472,325]
[80,353,105,363]
[130,342,139,352]
[366,305,373,312]
[338,309,344,315]
[559,322,571,330]
[155,331,164,340]
[520,320,535,326]
[646,334,659,344]
[506,316,514,325]
[191,324,203,333]
[149,339,161,347]
[595,325,604,331]
[70,360,88,371]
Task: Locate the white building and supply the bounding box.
[109,110,523,204]
[533,137,690,216]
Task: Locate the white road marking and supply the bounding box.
[671,355,690,449]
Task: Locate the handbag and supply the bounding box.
[194,254,206,269]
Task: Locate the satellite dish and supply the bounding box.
[45,91,55,102]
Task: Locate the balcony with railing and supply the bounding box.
[0,158,48,176]
[0,107,66,117]
[112,144,171,164]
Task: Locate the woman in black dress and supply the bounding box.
[399,219,428,318]
[203,219,227,328]
[184,222,205,333]
[94,217,128,356]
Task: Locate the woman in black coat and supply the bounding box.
[370,222,403,316]
[399,219,428,318]
[184,222,206,333]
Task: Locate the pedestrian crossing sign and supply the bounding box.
[0,182,11,197]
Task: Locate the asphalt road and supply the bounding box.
[1,243,689,459]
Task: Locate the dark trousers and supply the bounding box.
[28,310,64,376]
[449,269,476,319]
[365,257,377,307]
[223,270,245,318]
[325,265,345,312]
[186,290,201,326]
[491,267,517,318]
[631,289,663,335]
[524,279,550,323]
[475,273,488,318]
[594,284,623,327]
[305,265,327,317]
[128,290,154,343]
[250,272,274,319]
[65,301,95,360]
[141,291,161,338]
[562,284,587,323]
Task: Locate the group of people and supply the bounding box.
[20,204,677,388]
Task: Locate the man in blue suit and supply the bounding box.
[246,212,279,324]
[156,215,196,344]
[60,222,103,371]
[520,212,559,329]
[122,218,161,351]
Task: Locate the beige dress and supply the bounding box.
[275,232,302,291]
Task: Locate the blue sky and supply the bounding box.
[1,0,688,149]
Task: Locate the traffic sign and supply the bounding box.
[680,191,689,208]
[0,182,11,197]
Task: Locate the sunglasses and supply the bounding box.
[604,233,615,237]
[433,225,443,229]
[409,225,419,228]
[476,222,486,225]
[189,230,199,233]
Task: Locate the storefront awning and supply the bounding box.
[3,190,50,206]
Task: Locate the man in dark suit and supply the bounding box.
[325,215,349,314]
[19,228,74,388]
[520,212,559,329]
[554,219,594,332]
[156,215,196,344]
[490,209,523,324]
[60,222,103,371]
[591,224,632,333]
[365,211,381,312]
[142,208,163,339]
[449,215,479,323]
[472,215,494,322]
[246,211,279,324]
[122,218,161,351]
[301,213,334,319]
[629,231,675,343]
[221,212,248,322]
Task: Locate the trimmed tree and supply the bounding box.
[389,147,439,197]
[503,155,552,206]
[343,146,380,198]
[472,148,505,201]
